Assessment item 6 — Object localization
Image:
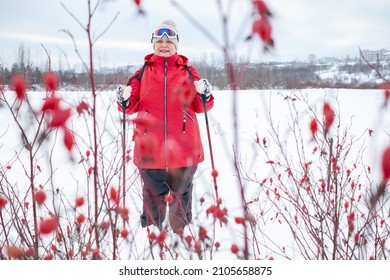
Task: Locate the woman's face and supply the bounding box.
[154,37,176,57]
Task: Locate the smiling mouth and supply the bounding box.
[159,50,171,56]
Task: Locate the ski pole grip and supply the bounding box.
[200,94,208,103]
[121,100,129,109]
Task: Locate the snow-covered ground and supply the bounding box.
[1,87,389,260]
[315,63,389,85]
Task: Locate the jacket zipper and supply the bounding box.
[182,111,195,133]
[182,115,187,133]
[143,110,149,135]
[164,58,168,171]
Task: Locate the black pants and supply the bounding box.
[139,165,197,232]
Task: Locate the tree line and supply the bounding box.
[1,45,387,91]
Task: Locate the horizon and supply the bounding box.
[2,45,388,72]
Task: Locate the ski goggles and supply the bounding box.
[151,27,179,41]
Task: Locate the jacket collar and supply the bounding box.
[144,53,189,66]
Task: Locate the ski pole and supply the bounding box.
[201,95,219,203]
[121,101,127,225]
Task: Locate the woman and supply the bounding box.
[116,20,214,233]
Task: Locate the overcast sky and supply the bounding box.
[0,0,389,69]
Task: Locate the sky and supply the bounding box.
[0,0,389,70]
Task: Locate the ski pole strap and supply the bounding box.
[184,65,193,82]
[127,62,148,86]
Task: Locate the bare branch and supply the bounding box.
[60,2,86,31]
[93,11,120,45]
[59,29,89,72]
[41,43,51,72]
[170,0,223,50]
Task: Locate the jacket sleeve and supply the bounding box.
[188,65,214,113]
[117,68,142,114]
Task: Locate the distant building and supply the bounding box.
[384,51,390,61]
[360,49,390,62]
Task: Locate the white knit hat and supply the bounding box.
[151,20,179,50]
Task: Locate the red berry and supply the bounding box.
[39,217,58,235]
[34,190,46,205]
[120,229,129,239]
[231,244,239,254]
[75,197,85,207]
[165,193,174,204]
[76,214,85,224]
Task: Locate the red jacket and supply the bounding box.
[121,53,214,169]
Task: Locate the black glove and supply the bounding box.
[194,79,212,101]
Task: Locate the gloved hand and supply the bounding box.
[194,79,212,101]
[116,85,131,108]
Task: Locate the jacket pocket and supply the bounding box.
[182,111,195,134]
[142,110,149,135]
